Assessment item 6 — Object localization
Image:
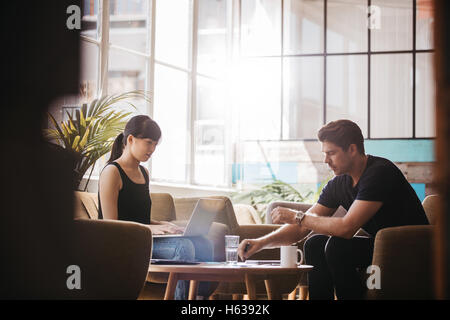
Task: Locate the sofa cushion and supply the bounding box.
[150,193,176,222]
[234,204,262,224]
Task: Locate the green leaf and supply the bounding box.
[80,108,86,129]
[47,112,70,148]
[79,127,90,149]
[72,135,80,150]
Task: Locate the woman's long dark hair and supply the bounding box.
[108,115,161,163]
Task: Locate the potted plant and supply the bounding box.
[44,90,150,190]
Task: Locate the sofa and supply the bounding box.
[74,191,298,299]
[74,190,439,299]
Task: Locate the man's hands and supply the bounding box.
[237,239,265,261]
[238,206,311,261]
[237,206,307,261]
[270,207,299,225]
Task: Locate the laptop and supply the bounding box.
[152,198,224,238]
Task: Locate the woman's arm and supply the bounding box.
[98,165,121,220]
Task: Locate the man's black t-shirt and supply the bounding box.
[317,155,429,237]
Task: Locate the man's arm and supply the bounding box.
[273,200,383,239]
[304,200,382,238]
[238,203,336,260]
[262,203,337,247]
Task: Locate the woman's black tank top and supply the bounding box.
[98,162,151,225]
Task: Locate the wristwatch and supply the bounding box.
[294,210,306,226]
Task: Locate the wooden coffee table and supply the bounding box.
[148,262,313,300]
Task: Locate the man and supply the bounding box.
[238,119,429,299]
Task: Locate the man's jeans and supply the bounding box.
[152,236,215,300]
[304,234,375,300]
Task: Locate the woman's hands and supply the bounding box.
[149,221,185,235]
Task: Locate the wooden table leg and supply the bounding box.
[299,286,308,300]
[189,280,199,300]
[244,273,257,300]
[264,279,282,300]
[288,285,298,300]
[164,273,179,300]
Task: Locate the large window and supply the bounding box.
[78,0,435,188]
[237,0,434,140]
[79,0,152,178]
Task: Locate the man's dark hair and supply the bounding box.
[317,119,365,154]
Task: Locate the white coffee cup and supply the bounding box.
[280,245,304,268]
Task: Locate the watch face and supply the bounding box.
[295,211,304,224]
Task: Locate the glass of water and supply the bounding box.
[225,235,240,264]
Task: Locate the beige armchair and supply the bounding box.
[366,195,438,299]
[69,219,152,299]
[72,192,152,299]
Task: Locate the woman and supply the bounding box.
[98,115,215,300]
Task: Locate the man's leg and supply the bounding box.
[324,236,375,300]
[304,234,335,300]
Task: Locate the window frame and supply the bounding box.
[239,0,435,141]
[80,0,235,187]
[79,0,435,189]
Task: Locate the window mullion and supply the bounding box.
[413,0,417,138]
[225,0,235,187]
[147,0,156,119]
[146,0,156,178]
[98,0,110,97]
[188,0,199,185]
[368,0,371,139]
